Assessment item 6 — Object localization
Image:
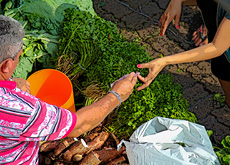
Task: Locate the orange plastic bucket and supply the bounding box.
[27,69,76,113]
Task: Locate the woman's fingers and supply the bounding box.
[174,14,181,29]
[192,30,202,46]
[137,58,166,90]
[194,38,202,46]
[137,73,155,91]
[192,25,208,47]
[159,12,167,27]
[160,13,169,35]
[137,83,150,91]
[137,62,153,69]
[137,74,145,82]
[137,75,148,91]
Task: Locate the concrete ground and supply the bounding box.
[92,0,230,147]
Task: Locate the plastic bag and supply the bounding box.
[118,117,220,165]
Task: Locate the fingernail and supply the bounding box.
[137,64,141,68]
[160,33,163,36]
[176,25,180,29]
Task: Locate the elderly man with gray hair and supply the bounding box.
[0,15,137,164]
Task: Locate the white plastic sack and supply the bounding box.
[118,117,220,165]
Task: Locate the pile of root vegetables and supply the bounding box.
[39,127,128,165]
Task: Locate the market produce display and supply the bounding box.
[2,0,95,79]
[39,128,127,164]
[58,8,197,138]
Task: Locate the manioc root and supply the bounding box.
[54,137,77,156]
[86,131,109,154]
[79,151,101,165]
[39,154,53,165]
[72,154,83,162]
[63,131,109,161]
[105,156,126,165]
[110,132,120,146]
[80,146,125,165]
[95,146,125,163]
[44,157,52,165]
[40,140,60,152]
[84,132,99,143]
[63,139,89,162]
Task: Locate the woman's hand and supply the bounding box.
[137,58,166,91]
[159,0,183,35]
[192,25,208,46]
[111,72,138,102]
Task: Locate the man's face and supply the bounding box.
[8,48,22,79]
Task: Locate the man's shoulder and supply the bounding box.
[0,85,38,113]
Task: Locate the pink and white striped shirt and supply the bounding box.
[0,80,77,164]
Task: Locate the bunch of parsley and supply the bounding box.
[60,8,197,139]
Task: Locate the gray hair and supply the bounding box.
[0,15,25,63]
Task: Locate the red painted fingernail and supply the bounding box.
[137,64,141,68]
[176,25,180,29]
[160,33,163,36]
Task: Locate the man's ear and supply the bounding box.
[0,59,13,74]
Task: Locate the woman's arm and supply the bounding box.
[137,17,230,90]
[164,17,230,64]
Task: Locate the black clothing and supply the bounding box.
[197,0,230,81]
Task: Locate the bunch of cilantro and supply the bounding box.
[60,8,197,139]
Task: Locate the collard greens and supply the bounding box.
[3,0,96,79]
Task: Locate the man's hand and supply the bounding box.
[12,77,31,94]
[111,72,138,102]
[68,73,137,137]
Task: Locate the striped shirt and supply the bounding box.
[0,80,77,164]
